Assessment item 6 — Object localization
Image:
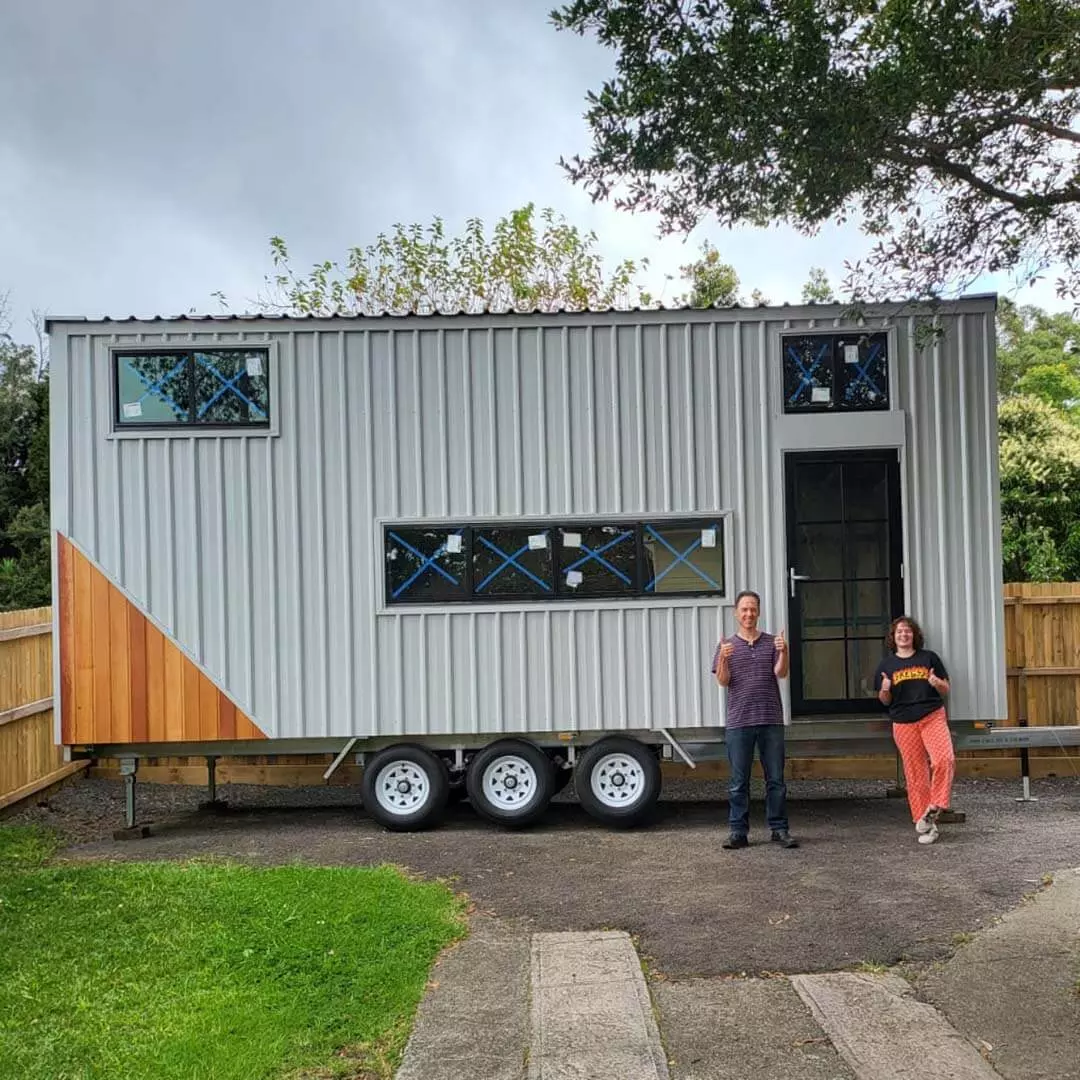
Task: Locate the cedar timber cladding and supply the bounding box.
[57,534,265,745]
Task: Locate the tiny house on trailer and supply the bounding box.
[47,296,1010,830]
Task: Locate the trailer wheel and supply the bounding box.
[466,739,555,828]
[362,744,449,832]
[576,737,660,827]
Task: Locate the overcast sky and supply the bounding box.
[0,0,1068,339]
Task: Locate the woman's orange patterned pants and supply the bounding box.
[892,706,955,823]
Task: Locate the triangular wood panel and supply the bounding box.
[57,534,266,745]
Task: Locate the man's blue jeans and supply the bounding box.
[725,723,788,836]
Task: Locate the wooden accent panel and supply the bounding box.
[56,535,266,745]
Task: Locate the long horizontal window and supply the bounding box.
[114,349,271,428]
[384,519,726,605]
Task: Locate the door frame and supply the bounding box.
[784,449,904,716]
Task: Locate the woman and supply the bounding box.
[874,617,954,845]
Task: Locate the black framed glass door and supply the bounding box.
[785,451,904,715]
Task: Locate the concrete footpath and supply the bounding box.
[396,868,1080,1080]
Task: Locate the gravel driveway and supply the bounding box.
[9,774,1080,976]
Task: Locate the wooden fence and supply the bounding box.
[0,607,87,812]
[2,591,1079,805]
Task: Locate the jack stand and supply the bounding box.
[1016,748,1038,802]
[113,758,152,840]
[199,755,229,813]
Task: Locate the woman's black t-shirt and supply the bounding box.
[873,649,949,724]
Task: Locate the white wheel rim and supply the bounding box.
[482,755,539,812]
[374,759,432,816]
[590,753,646,809]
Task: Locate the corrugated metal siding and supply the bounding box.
[49,302,1005,742]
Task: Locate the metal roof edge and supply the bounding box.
[44,292,998,333]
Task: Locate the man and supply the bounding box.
[712,590,798,849]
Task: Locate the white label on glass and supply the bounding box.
[563,532,582,548]
[844,345,860,364]
[701,528,717,548]
[122,401,143,418]
[246,354,263,377]
[811,386,831,403]
[566,570,583,587]
[528,533,548,550]
[446,534,463,554]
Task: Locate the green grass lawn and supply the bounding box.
[0,825,465,1080]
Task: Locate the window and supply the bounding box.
[384,519,725,605]
[115,348,271,428]
[782,333,888,413]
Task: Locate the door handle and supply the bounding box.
[789,567,810,598]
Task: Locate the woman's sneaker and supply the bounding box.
[917,823,940,845]
[916,807,940,835]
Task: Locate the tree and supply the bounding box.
[254,204,652,316]
[998,394,1080,581]
[0,299,50,611]
[678,241,740,307]
[997,298,1080,409]
[802,267,836,304]
[552,1,1080,304]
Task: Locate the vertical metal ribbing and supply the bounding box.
[586,325,598,514]
[139,438,150,605]
[412,329,423,513]
[562,326,572,513]
[538,330,549,515]
[543,609,554,731]
[933,326,948,633]
[957,318,976,679]
[313,334,329,735]
[189,435,202,662]
[437,329,449,517]
[567,611,578,730]
[684,323,695,509]
[592,609,602,729]
[488,328,498,514]
[418,613,429,734]
[388,330,400,518]
[338,332,354,730]
[265,412,279,733]
[617,609,627,727]
[443,617,453,735]
[905,317,921,616]
[462,328,475,516]
[733,323,748,589]
[610,325,622,511]
[241,436,254,712]
[288,331,304,729]
[363,332,377,733]
[87,336,99,559]
[757,323,773,622]
[512,327,524,516]
[469,612,479,734]
[635,324,646,512]
[660,324,672,511]
[112,335,125,583]
[394,615,404,736]
[215,436,227,683]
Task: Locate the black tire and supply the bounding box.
[361,744,450,832]
[575,737,661,827]
[465,738,555,828]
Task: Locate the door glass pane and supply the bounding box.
[795,463,842,523]
[847,580,890,638]
[800,582,845,640]
[848,521,888,578]
[802,640,846,699]
[843,461,888,520]
[847,639,885,699]
[794,523,843,578]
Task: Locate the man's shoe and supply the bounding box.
[770,830,799,848]
[722,833,749,850]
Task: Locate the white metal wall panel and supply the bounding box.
[49,299,1006,745]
